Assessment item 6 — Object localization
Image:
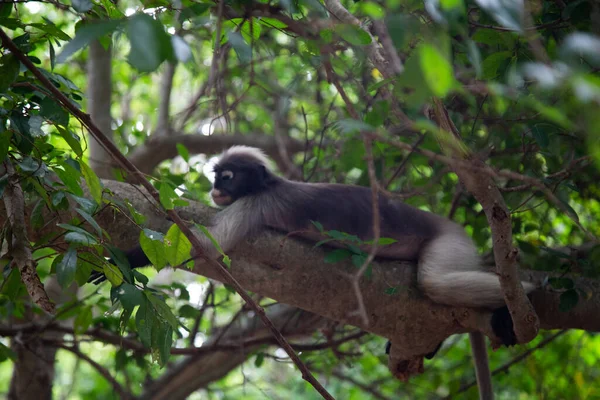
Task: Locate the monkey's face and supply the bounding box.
[211,169,235,206]
[211,161,273,206]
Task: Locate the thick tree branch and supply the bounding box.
[127,133,307,174]
[6,180,599,369]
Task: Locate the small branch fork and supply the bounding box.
[0,28,334,400]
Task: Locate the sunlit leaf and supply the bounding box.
[80,160,103,204]
[140,229,168,271]
[164,224,192,267]
[419,43,454,97]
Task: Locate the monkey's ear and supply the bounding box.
[259,165,268,178]
[256,165,271,188]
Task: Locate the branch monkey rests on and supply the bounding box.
[91,146,535,395]
[205,146,533,310]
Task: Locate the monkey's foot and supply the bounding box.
[491,306,517,346]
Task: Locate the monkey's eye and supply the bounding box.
[221,170,234,180]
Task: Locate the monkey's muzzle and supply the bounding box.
[211,189,233,206]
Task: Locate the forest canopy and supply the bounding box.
[0,0,599,399]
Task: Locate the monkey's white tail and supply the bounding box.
[418,231,535,309]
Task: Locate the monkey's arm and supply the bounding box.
[89,198,264,284]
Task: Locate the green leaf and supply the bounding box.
[53,163,83,196]
[27,115,45,137]
[30,200,45,229]
[365,237,398,246]
[531,125,549,148]
[419,44,454,97]
[358,2,385,18]
[70,194,98,214]
[133,270,149,286]
[2,268,25,300]
[324,249,353,263]
[176,143,190,162]
[365,100,390,128]
[147,292,180,331]
[154,323,173,367]
[75,208,104,237]
[481,51,512,80]
[179,304,200,318]
[158,182,177,210]
[384,287,399,295]
[49,39,56,70]
[124,199,146,225]
[0,342,16,363]
[135,297,155,347]
[559,289,579,312]
[227,31,252,64]
[39,96,69,126]
[351,253,368,269]
[335,24,372,46]
[311,221,324,232]
[75,252,95,286]
[195,224,226,259]
[80,160,103,204]
[178,3,211,22]
[103,262,124,286]
[57,247,78,288]
[52,191,67,209]
[0,54,20,93]
[71,0,94,13]
[164,224,192,267]
[56,126,82,156]
[115,283,144,312]
[56,19,122,64]
[140,229,168,271]
[65,231,98,246]
[254,352,265,367]
[20,156,47,177]
[127,13,172,72]
[74,306,93,334]
[0,3,12,18]
[258,17,288,29]
[105,246,133,283]
[549,277,574,290]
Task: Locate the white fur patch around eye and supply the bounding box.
[221,170,234,179]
